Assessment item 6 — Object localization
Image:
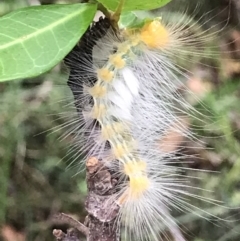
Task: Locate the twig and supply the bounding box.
[53,228,81,241]
[52,213,88,237]
[85,157,120,241]
[52,157,120,241]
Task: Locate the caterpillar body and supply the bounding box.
[64,16,216,241]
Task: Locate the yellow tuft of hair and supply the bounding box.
[140,20,169,49]
[110,54,126,69]
[128,175,150,198]
[102,124,115,140]
[124,160,147,176]
[113,143,129,159]
[89,85,107,98]
[97,68,114,82]
[91,104,106,119]
[123,161,150,199]
[117,42,131,53]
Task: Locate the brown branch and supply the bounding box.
[52,213,88,237]
[53,228,81,241]
[85,157,120,241]
[52,157,120,241]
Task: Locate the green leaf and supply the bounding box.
[119,11,154,29]
[119,12,140,28]
[97,0,171,12]
[0,3,97,82]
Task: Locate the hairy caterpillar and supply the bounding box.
[62,11,231,241]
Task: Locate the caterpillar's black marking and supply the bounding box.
[64,17,111,115]
[64,17,112,151]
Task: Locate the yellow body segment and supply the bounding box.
[97,68,114,82]
[124,161,147,175]
[124,161,150,199]
[89,85,107,98]
[110,54,126,69]
[129,176,150,198]
[91,104,106,119]
[113,143,129,159]
[102,124,115,140]
[117,42,131,53]
[140,20,169,48]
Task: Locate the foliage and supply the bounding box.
[0,0,171,82]
[0,3,97,82]
[0,72,87,240]
[97,0,171,11]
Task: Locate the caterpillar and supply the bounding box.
[63,12,227,241]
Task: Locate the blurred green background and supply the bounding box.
[0,0,240,241]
